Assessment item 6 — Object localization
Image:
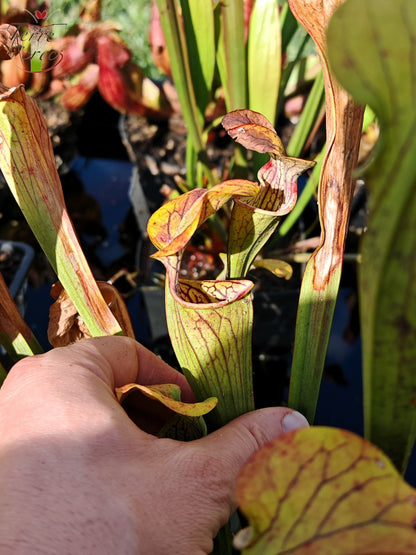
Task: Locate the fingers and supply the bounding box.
[4,336,194,401]
[1,337,195,439]
[131,341,195,402]
[203,406,309,453]
[196,407,309,507]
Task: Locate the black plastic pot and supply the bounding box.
[0,240,35,369]
[0,240,34,312]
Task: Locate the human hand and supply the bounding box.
[0,336,309,554]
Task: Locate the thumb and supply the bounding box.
[198,408,309,507]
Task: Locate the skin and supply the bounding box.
[0,336,309,554]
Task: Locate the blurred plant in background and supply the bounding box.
[47,0,158,78]
[0,0,170,114]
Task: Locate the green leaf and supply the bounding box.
[215,0,246,112]
[0,273,43,361]
[235,427,416,554]
[147,167,259,427]
[252,259,293,280]
[286,70,325,158]
[248,0,281,125]
[0,85,122,339]
[155,0,214,187]
[147,178,259,258]
[215,0,249,179]
[181,0,215,118]
[280,0,300,54]
[0,361,6,387]
[277,146,324,238]
[164,271,255,428]
[157,413,207,441]
[222,110,315,278]
[327,0,416,471]
[287,0,364,424]
[227,160,299,279]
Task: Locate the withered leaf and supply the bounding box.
[235,427,416,554]
[48,281,135,347]
[222,109,286,156]
[116,382,217,417]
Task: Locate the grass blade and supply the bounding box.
[181,0,215,118]
[155,0,214,187]
[248,0,281,124]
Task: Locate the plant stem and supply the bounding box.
[155,0,215,187]
[0,272,43,361]
[213,522,233,555]
[0,361,7,386]
[216,0,247,176]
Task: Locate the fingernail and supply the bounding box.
[282,411,309,432]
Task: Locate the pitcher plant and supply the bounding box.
[148,109,315,427]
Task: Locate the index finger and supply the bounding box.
[5,336,195,403]
[75,336,196,402]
